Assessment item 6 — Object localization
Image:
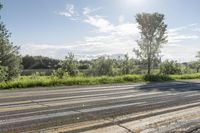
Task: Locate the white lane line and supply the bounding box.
[0,102,145,126]
[0,90,158,107]
[0,90,196,108]
[0,111,78,125]
[80,102,146,113]
[0,82,191,98]
[0,84,144,97]
[1,99,200,126]
[0,92,167,118]
[184,93,200,98]
[0,86,141,99]
[0,90,197,115]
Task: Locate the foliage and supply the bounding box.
[1,73,200,89]
[0,4,22,81]
[190,61,200,73]
[22,55,60,69]
[189,51,200,73]
[0,66,7,82]
[196,51,200,60]
[56,52,79,77]
[159,60,181,75]
[120,54,135,75]
[134,12,167,75]
[144,74,173,82]
[88,56,115,76]
[170,73,200,80]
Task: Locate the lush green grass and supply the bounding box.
[170,73,200,80]
[0,73,200,89]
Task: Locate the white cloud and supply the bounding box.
[168,26,187,33]
[168,35,199,43]
[22,20,200,62]
[39,5,200,61]
[83,7,92,15]
[118,15,125,24]
[82,7,115,33]
[161,24,200,62]
[83,7,139,35]
[83,7,102,15]
[162,43,199,62]
[112,23,138,36]
[168,24,199,44]
[58,4,79,20]
[84,15,114,32]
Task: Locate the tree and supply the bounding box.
[56,52,79,77]
[196,51,200,59]
[120,54,135,75]
[22,55,60,69]
[89,56,115,76]
[191,51,200,73]
[0,65,7,81]
[191,61,200,73]
[134,13,167,75]
[0,3,22,81]
[159,60,181,75]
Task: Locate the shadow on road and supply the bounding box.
[135,81,200,92]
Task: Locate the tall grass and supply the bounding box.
[0,73,200,89]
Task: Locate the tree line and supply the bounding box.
[51,52,200,77]
[20,52,200,76]
[1,2,200,82]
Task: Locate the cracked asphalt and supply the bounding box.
[0,80,199,133]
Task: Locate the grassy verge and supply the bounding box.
[0,73,200,89]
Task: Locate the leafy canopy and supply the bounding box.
[0,3,22,81]
[134,12,167,74]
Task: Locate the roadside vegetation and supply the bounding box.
[1,3,200,89]
[1,74,200,89]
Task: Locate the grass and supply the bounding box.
[0,73,200,89]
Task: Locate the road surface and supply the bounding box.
[0,81,200,133]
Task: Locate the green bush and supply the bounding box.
[144,74,174,82]
[57,52,79,77]
[123,75,143,82]
[160,60,182,75]
[170,73,200,80]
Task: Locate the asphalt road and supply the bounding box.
[0,81,200,133]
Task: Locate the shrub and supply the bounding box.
[160,60,182,75]
[88,56,115,76]
[56,52,79,77]
[144,74,174,82]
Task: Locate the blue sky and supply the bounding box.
[1,0,200,62]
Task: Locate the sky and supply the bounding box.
[1,0,200,62]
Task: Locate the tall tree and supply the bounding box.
[0,3,22,81]
[134,13,167,75]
